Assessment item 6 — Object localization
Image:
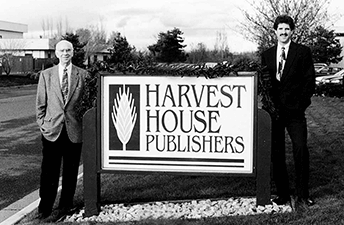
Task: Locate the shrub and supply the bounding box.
[315,83,344,97]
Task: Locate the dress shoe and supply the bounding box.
[41,208,69,222]
[293,197,315,211]
[303,198,315,206]
[271,196,291,205]
[35,212,50,220]
[297,197,315,206]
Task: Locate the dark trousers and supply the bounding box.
[38,125,82,215]
[271,111,309,199]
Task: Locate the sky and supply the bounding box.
[1,0,344,53]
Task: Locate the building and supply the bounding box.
[0,20,111,73]
[334,26,344,68]
[0,20,57,59]
[85,45,111,66]
[0,38,57,58]
[0,20,28,39]
[0,20,57,74]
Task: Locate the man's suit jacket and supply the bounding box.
[261,42,315,113]
[36,64,87,143]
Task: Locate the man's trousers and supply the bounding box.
[38,125,82,215]
[271,111,310,199]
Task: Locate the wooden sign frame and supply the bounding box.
[82,72,271,216]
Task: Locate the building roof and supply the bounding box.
[92,44,111,54]
[0,20,28,33]
[334,26,344,36]
[0,38,57,51]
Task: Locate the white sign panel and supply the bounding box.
[101,75,256,174]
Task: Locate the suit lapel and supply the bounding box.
[270,46,278,75]
[65,65,80,105]
[281,42,297,80]
[51,66,64,105]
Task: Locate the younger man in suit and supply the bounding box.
[36,40,88,221]
[261,15,315,210]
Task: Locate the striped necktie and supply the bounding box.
[61,67,68,103]
[277,47,286,81]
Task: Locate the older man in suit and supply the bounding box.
[36,40,87,221]
[261,15,315,210]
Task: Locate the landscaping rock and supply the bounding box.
[64,197,292,223]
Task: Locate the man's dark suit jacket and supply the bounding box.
[261,42,315,114]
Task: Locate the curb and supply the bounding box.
[0,84,37,89]
[0,166,83,225]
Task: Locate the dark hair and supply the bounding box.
[273,15,295,30]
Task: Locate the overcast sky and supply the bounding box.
[2,0,344,52]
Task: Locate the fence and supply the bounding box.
[0,56,55,75]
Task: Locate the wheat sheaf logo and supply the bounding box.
[111,85,137,151]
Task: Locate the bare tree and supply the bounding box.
[214,29,230,60]
[65,17,71,33]
[239,0,331,52]
[41,17,72,39]
[76,19,108,66]
[56,18,63,38]
[48,17,54,38]
[41,19,46,38]
[187,42,209,63]
[0,39,27,75]
[57,17,72,38]
[41,17,55,38]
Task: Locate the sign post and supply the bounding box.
[83,72,271,216]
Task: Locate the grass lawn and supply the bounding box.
[18,94,344,224]
[0,74,38,87]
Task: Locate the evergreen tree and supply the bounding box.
[307,26,343,64]
[148,27,187,63]
[107,32,135,65]
[61,32,86,68]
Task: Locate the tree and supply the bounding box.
[0,39,27,75]
[41,17,54,38]
[239,0,331,53]
[61,33,86,68]
[56,17,72,38]
[76,21,108,67]
[148,27,187,63]
[187,43,209,63]
[1,54,14,76]
[214,30,231,61]
[306,26,343,64]
[41,17,72,39]
[107,32,135,65]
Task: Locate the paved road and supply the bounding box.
[0,85,42,210]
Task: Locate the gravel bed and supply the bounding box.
[64,197,292,223]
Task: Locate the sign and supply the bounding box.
[101,75,256,174]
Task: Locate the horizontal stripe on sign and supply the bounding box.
[108,161,244,168]
[109,156,244,163]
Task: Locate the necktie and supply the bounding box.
[61,67,68,103]
[277,47,286,81]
